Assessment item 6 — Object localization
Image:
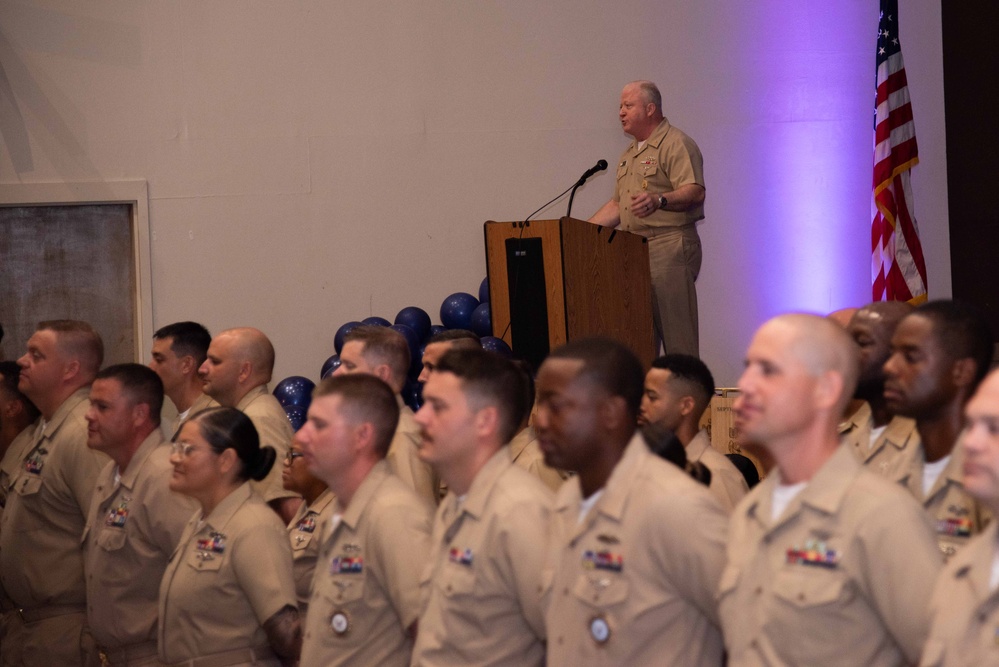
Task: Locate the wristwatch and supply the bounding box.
[658,194,667,209]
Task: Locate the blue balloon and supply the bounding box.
[470,302,492,337]
[362,316,391,327]
[429,324,446,339]
[284,404,308,432]
[440,292,480,330]
[478,277,490,304]
[320,354,341,379]
[389,324,422,376]
[334,321,362,355]
[402,377,424,411]
[481,336,513,358]
[395,306,432,343]
[273,376,316,409]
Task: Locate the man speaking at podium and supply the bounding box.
[589,80,706,356]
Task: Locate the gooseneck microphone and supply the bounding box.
[567,159,608,218]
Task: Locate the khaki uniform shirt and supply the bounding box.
[412,447,552,666]
[82,431,196,650]
[921,522,999,666]
[390,398,440,507]
[615,117,705,231]
[0,426,36,522]
[302,461,431,667]
[687,429,749,512]
[287,488,335,613]
[893,443,989,560]
[0,389,109,609]
[546,434,727,667]
[508,426,568,493]
[168,393,219,441]
[236,385,298,504]
[158,483,296,664]
[718,444,942,666]
[839,402,920,476]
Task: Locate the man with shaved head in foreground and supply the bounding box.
[200,327,300,521]
[718,314,942,666]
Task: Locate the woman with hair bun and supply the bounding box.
[158,407,300,666]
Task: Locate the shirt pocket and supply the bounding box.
[13,474,42,498]
[96,527,127,552]
[616,161,628,181]
[771,568,845,610]
[437,562,477,600]
[323,573,366,607]
[291,530,315,553]
[184,546,225,573]
[571,570,629,610]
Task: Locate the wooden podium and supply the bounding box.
[483,217,656,369]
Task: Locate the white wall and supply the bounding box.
[0,0,949,386]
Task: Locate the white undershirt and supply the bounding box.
[771,481,808,522]
[923,455,951,496]
[578,490,604,524]
[869,424,888,451]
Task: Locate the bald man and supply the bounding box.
[200,327,300,522]
[588,80,706,356]
[719,314,942,666]
[839,302,918,474]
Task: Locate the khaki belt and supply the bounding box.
[163,646,277,667]
[98,640,158,666]
[15,603,86,623]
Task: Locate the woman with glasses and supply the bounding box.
[281,442,335,617]
[158,407,300,666]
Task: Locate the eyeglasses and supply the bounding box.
[284,451,305,465]
[171,441,208,458]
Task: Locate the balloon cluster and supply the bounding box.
[274,277,514,424]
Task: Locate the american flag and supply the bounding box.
[871,0,927,303]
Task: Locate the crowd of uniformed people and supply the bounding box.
[0,298,995,666]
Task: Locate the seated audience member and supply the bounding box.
[719,314,941,666]
[639,354,748,510]
[417,329,481,383]
[922,368,999,665]
[538,338,727,667]
[411,348,551,667]
[297,375,431,667]
[82,364,196,665]
[839,302,917,473]
[334,325,439,507]
[200,327,300,522]
[640,422,712,487]
[159,407,299,666]
[148,321,217,439]
[883,300,994,558]
[280,440,334,617]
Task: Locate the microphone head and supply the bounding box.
[596,159,608,170]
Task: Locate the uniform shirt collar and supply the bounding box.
[41,387,90,439]
[118,430,166,490]
[337,460,390,531]
[235,384,269,411]
[202,481,254,532]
